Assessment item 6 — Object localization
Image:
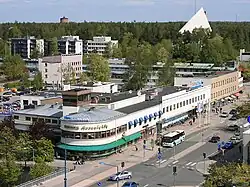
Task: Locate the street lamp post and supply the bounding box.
[64,148,67,187]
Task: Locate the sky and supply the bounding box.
[0,0,250,22]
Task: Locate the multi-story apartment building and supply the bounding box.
[10,36,44,59]
[39,54,82,88]
[58,36,83,55]
[82,58,164,90]
[84,36,118,55]
[174,71,243,103]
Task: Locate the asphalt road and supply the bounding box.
[89,121,235,187]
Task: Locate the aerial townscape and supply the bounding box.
[0,1,250,187]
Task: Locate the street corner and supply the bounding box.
[195,160,217,176]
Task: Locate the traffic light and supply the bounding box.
[158,147,161,154]
[173,166,177,174]
[143,140,146,144]
[121,161,125,168]
[203,152,206,159]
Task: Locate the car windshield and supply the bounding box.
[115,172,122,175]
[122,182,131,187]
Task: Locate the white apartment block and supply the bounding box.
[239,49,250,62]
[39,54,82,88]
[10,36,44,59]
[84,36,118,55]
[58,36,83,55]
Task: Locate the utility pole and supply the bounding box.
[64,149,67,187]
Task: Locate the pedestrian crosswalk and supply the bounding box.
[166,160,198,170]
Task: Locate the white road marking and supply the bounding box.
[143,185,149,187]
[161,159,167,164]
[186,162,192,166]
[190,162,197,166]
[172,160,179,164]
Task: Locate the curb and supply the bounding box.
[195,160,216,176]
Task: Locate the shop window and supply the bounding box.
[52,119,57,124]
[25,117,31,121]
[183,101,185,106]
[192,98,194,103]
[180,102,182,107]
[166,106,169,112]
[186,100,188,105]
[189,99,191,104]
[163,108,165,113]
[177,103,179,108]
[173,104,176,110]
[45,119,51,123]
[14,115,19,120]
[101,132,106,138]
[170,106,172,111]
[195,97,197,102]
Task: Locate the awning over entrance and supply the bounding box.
[57,132,142,152]
[234,93,240,97]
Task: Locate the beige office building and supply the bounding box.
[174,71,243,102]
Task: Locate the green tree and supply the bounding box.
[50,37,58,55]
[2,55,27,80]
[112,47,122,58]
[87,54,110,82]
[79,72,89,84]
[32,71,44,90]
[29,158,53,179]
[22,73,31,88]
[104,42,113,58]
[60,63,74,84]
[70,70,77,85]
[158,60,175,86]
[8,26,22,38]
[0,155,21,186]
[16,133,33,167]
[204,163,250,187]
[223,38,237,61]
[34,137,54,162]
[0,126,18,160]
[125,42,153,90]
[30,48,40,59]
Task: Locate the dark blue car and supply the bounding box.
[222,141,233,149]
[122,182,139,187]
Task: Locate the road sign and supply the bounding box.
[218,143,221,151]
[97,182,102,186]
[158,153,162,160]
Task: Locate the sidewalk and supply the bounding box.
[196,160,217,176]
[41,120,209,187]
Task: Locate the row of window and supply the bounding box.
[211,86,237,99]
[13,115,59,124]
[212,76,237,88]
[162,94,206,113]
[62,124,127,139]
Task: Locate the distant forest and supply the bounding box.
[0,22,250,50]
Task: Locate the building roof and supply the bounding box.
[94,91,142,104]
[180,7,212,33]
[117,87,187,114]
[176,71,237,79]
[174,63,214,69]
[13,104,63,118]
[61,107,126,123]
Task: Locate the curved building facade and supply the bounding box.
[58,86,211,158]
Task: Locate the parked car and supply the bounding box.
[220,112,229,118]
[122,182,139,187]
[109,171,132,181]
[234,131,240,137]
[230,136,241,145]
[229,115,239,121]
[209,135,221,143]
[222,141,233,149]
[229,109,238,115]
[227,125,239,131]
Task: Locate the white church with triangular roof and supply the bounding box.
[179,7,212,33]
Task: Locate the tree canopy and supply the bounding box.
[2,55,27,80]
[203,163,250,187]
[86,54,110,82]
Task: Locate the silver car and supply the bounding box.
[109,171,132,181]
[230,136,241,145]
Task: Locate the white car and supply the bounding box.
[220,112,229,118]
[109,171,132,181]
